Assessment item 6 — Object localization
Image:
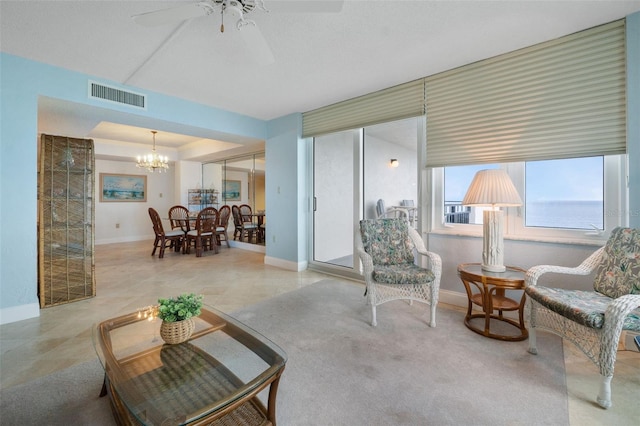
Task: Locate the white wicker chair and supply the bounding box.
[356,218,442,327]
[525,227,640,409]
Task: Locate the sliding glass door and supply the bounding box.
[313,130,359,268]
[310,117,420,275]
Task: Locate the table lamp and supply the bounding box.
[462,169,522,272]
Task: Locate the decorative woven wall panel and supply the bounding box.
[38,134,95,308]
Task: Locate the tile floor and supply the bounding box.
[1,240,638,425]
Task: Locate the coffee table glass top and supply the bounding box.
[93,305,287,425]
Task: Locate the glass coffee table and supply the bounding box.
[93,306,287,425]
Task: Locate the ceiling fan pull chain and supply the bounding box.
[220,4,225,32]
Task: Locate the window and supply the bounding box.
[525,157,603,230]
[435,155,626,244]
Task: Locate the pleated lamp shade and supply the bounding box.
[462,169,522,207]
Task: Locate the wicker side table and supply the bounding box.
[457,263,528,341]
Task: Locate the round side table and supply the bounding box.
[457,263,528,341]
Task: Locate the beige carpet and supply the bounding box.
[0,280,568,425]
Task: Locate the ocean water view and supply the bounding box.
[445,200,604,229]
[525,200,603,229]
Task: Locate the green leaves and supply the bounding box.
[157,293,203,322]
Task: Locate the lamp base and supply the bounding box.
[482,209,506,273]
[481,263,506,273]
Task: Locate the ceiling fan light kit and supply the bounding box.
[131,1,342,66]
[132,0,267,32]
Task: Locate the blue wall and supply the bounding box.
[0,53,273,323]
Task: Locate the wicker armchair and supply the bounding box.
[525,227,640,409]
[355,218,442,327]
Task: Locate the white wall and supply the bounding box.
[364,135,417,219]
[176,161,204,208]
[95,159,176,244]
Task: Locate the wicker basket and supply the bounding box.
[160,318,195,345]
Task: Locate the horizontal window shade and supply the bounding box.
[302,79,425,138]
[425,20,626,168]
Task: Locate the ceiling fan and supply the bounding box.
[131,1,344,65]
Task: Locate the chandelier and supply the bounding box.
[136,130,169,173]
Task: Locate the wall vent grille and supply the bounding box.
[88,81,146,109]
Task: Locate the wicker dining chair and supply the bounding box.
[168,205,190,235]
[185,207,219,257]
[232,205,259,243]
[355,218,442,327]
[216,205,231,248]
[148,208,184,259]
[525,227,640,408]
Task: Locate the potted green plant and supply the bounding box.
[157,293,203,344]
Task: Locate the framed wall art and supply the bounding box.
[100,173,147,202]
[223,180,241,201]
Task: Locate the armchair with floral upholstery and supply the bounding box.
[525,227,640,408]
[355,218,442,327]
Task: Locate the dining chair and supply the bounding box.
[216,205,231,248]
[232,205,259,243]
[185,207,219,257]
[168,205,190,235]
[148,207,184,259]
[401,199,417,228]
[239,204,262,243]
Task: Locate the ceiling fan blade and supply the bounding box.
[238,24,275,66]
[267,0,344,13]
[132,2,212,27]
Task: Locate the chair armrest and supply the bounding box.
[525,246,605,287]
[605,294,640,325]
[408,227,442,284]
[354,230,374,276]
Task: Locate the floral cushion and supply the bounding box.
[373,263,435,285]
[525,286,640,332]
[593,227,640,298]
[360,219,414,266]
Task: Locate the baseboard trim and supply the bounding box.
[264,256,308,271]
[96,235,153,245]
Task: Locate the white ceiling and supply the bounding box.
[2,0,640,158]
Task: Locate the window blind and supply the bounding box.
[302,79,425,138]
[425,20,626,168]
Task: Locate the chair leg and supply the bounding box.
[371,305,377,327]
[151,237,160,256]
[195,237,203,257]
[528,327,538,355]
[159,237,166,259]
[597,375,613,409]
[429,305,436,328]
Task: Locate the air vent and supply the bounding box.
[88,81,146,109]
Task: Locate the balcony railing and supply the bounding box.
[444,203,470,224]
